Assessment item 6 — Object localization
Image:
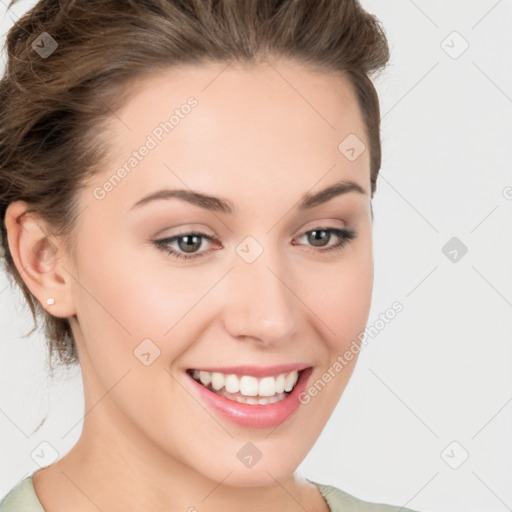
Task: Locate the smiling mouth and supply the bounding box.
[186,368,305,405]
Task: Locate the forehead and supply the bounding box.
[89,59,370,210]
[114,59,364,133]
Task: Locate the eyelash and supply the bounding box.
[152,227,357,261]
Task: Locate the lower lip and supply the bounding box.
[186,368,313,429]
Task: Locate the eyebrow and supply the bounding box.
[130,180,367,214]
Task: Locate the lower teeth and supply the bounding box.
[221,389,288,405]
[196,379,289,405]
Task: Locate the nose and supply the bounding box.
[222,244,300,347]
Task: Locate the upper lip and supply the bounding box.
[187,363,311,378]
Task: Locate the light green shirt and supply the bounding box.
[0,473,420,511]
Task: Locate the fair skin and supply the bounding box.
[6,59,373,512]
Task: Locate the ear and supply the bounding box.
[4,200,77,318]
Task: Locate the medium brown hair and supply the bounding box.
[0,0,390,371]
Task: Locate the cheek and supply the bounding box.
[297,231,373,347]
[295,239,373,426]
[73,229,197,342]
[68,237,235,476]
[71,230,227,402]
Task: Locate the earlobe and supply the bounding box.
[4,200,77,318]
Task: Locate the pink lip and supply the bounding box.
[186,366,313,429]
[187,363,310,378]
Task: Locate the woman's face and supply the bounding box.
[64,59,374,485]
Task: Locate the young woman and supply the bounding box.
[0,1,422,511]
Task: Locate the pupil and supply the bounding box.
[179,235,201,253]
[309,230,329,247]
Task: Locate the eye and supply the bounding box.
[152,231,217,261]
[152,227,357,261]
[293,227,357,254]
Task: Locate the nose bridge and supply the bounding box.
[223,237,299,343]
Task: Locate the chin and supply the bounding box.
[188,447,304,488]
[215,465,297,488]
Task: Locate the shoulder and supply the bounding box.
[309,479,422,512]
[0,475,44,512]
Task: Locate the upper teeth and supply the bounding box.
[191,369,300,397]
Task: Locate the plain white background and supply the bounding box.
[1,1,511,511]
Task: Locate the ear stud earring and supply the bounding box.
[46,298,55,306]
